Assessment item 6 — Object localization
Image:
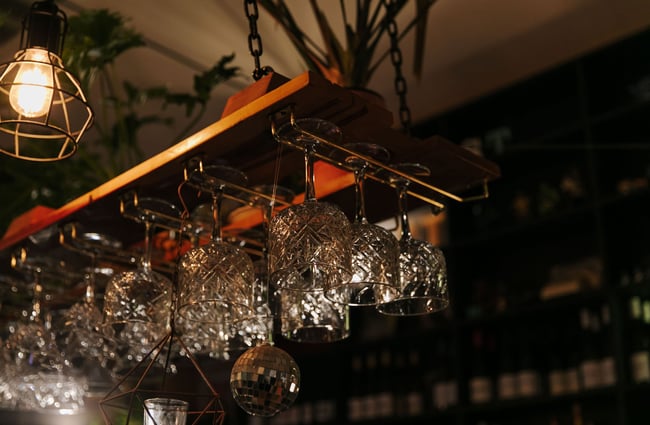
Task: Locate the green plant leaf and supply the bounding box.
[259,0,436,87]
[63,9,145,93]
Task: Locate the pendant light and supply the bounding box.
[0,0,93,162]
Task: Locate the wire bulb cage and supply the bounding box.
[0,0,93,162]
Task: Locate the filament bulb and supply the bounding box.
[9,49,54,118]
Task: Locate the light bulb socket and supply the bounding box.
[20,0,67,56]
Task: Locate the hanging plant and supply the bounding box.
[258,0,437,88]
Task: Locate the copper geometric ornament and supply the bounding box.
[99,329,225,425]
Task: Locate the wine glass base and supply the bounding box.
[376,296,449,316]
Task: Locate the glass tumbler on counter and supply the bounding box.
[143,397,188,425]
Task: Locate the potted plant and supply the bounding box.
[258,0,437,89]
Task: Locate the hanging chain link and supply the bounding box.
[382,0,412,135]
[244,0,273,80]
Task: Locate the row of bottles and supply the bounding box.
[468,303,618,405]
[347,348,423,422]
[346,341,458,422]
[254,294,650,425]
[262,400,338,425]
[252,296,643,425]
[472,402,613,425]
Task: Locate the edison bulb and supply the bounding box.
[9,48,54,118]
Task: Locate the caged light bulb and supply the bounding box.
[8,48,54,118]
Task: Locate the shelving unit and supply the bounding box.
[438,27,650,425]
[257,27,650,425]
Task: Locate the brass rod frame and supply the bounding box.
[269,111,490,211]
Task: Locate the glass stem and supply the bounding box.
[304,142,317,202]
[141,221,154,273]
[261,203,272,255]
[30,271,42,324]
[211,189,224,243]
[260,202,273,344]
[85,255,96,304]
[353,165,368,224]
[398,181,412,240]
[85,274,95,304]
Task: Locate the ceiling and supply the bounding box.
[1,0,650,156]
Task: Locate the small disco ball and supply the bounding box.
[230,344,300,416]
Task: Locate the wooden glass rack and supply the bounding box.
[0,71,500,276]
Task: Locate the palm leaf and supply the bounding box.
[258,0,330,72]
[258,0,438,87]
[413,0,437,78]
[308,0,347,78]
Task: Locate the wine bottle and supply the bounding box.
[347,355,364,422]
[599,303,617,387]
[496,330,517,400]
[469,329,493,404]
[547,326,567,396]
[393,350,408,417]
[629,295,650,383]
[432,338,458,410]
[363,351,379,420]
[517,326,541,398]
[405,348,424,416]
[579,307,601,389]
[445,339,459,408]
[375,348,395,418]
[565,319,581,394]
[430,339,447,410]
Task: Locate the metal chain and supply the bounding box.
[244,0,273,80]
[383,0,412,135]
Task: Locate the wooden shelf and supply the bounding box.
[0,71,500,265]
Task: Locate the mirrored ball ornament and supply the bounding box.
[230,344,300,416]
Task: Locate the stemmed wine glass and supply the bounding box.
[57,227,124,393]
[102,196,179,367]
[0,336,16,409]
[376,163,449,316]
[269,116,352,342]
[176,164,256,357]
[330,142,400,306]
[6,252,86,413]
[245,184,296,344]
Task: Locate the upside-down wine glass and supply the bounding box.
[58,228,122,395]
[176,164,257,358]
[248,183,295,342]
[6,253,86,414]
[269,117,352,342]
[102,197,178,368]
[376,163,449,316]
[0,336,16,409]
[331,142,400,306]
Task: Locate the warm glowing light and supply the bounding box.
[9,48,54,118]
